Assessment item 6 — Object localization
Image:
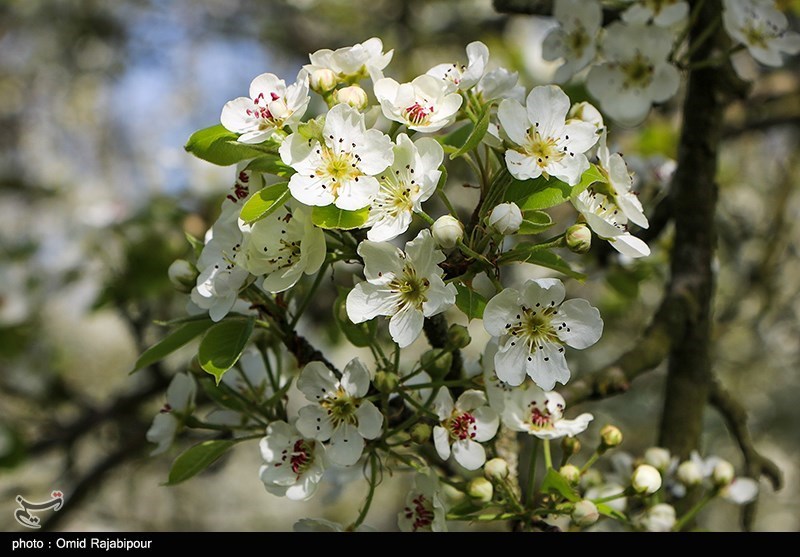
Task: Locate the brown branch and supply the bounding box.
[492,0,620,23]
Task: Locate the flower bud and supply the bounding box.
[447,324,471,349]
[572,500,599,527]
[643,447,672,472]
[333,85,369,111]
[568,101,604,130]
[467,477,494,503]
[374,370,400,394]
[566,224,592,254]
[487,202,522,235]
[431,215,464,249]
[712,460,735,487]
[168,259,198,293]
[559,464,581,486]
[561,436,581,456]
[639,503,676,532]
[484,458,509,481]
[599,425,623,450]
[421,349,452,379]
[309,68,338,93]
[410,423,432,444]
[631,464,662,495]
[676,460,703,487]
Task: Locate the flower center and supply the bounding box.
[374,170,420,219]
[247,91,285,129]
[581,189,626,232]
[566,27,590,57]
[405,102,433,126]
[530,406,552,429]
[505,304,565,362]
[289,439,314,475]
[446,411,477,441]
[320,387,359,427]
[440,62,467,86]
[404,494,435,532]
[389,265,430,310]
[621,53,654,89]
[524,127,567,168]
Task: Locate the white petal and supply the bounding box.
[328,423,365,466]
[346,282,397,323]
[406,229,445,277]
[356,129,394,175]
[357,240,404,282]
[724,478,759,504]
[483,287,521,337]
[279,132,315,166]
[562,121,599,155]
[296,404,334,440]
[649,63,680,103]
[422,278,456,317]
[249,73,285,100]
[288,173,336,207]
[342,358,371,397]
[433,387,455,420]
[452,439,486,470]
[355,401,384,440]
[297,362,339,403]
[146,414,178,455]
[389,306,425,348]
[525,85,570,138]
[521,278,565,309]
[556,298,603,349]
[433,425,451,460]
[526,342,571,391]
[167,373,196,410]
[610,233,651,258]
[471,406,500,442]
[553,412,593,437]
[494,340,529,386]
[220,97,257,135]
[455,389,487,413]
[497,99,529,145]
[505,149,542,181]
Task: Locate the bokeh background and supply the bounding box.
[1,0,799,531]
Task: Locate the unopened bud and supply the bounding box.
[487,202,522,235]
[421,349,452,379]
[644,447,672,472]
[309,68,338,93]
[448,324,471,349]
[484,458,509,481]
[568,101,604,130]
[431,215,464,249]
[467,477,494,503]
[566,224,592,254]
[599,425,623,450]
[562,436,581,456]
[572,500,599,527]
[677,460,703,487]
[333,85,369,111]
[168,259,198,293]
[712,460,735,487]
[409,423,432,444]
[639,503,676,532]
[559,464,581,486]
[631,464,662,495]
[374,370,400,394]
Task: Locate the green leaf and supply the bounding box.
[517,210,554,235]
[245,156,294,176]
[454,284,487,320]
[449,106,492,160]
[333,290,376,347]
[167,440,235,485]
[540,468,580,502]
[500,246,586,281]
[132,319,214,373]
[239,182,290,224]
[198,318,255,384]
[184,124,267,166]
[311,205,369,230]
[185,232,205,259]
[440,121,474,148]
[570,163,605,199]
[596,502,628,522]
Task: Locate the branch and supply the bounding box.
[493,0,620,23]
[422,314,464,378]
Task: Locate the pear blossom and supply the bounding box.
[722,0,800,67]
[295,359,383,466]
[365,134,443,241]
[433,389,499,470]
[304,37,393,83]
[259,420,326,501]
[498,85,598,185]
[501,388,593,439]
[542,0,603,83]
[688,452,759,504]
[488,202,523,235]
[622,1,689,28]
[221,71,310,144]
[431,215,464,248]
[483,278,603,390]
[374,75,462,133]
[476,67,525,103]
[398,470,448,532]
[426,41,489,92]
[237,204,326,293]
[586,22,680,125]
[280,103,393,210]
[482,340,517,414]
[637,503,676,532]
[146,373,196,455]
[632,464,662,494]
[346,230,457,348]
[190,176,253,322]
[221,347,272,400]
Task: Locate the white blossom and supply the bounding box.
[305,37,393,83]
[476,67,525,103]
[146,373,196,455]
[374,75,462,133]
[488,202,523,235]
[433,389,499,470]
[501,388,593,440]
[346,230,456,348]
[723,0,800,67]
[637,503,676,532]
[586,22,680,125]
[221,71,310,144]
[483,278,603,390]
[688,452,759,504]
[237,204,326,293]
[431,215,464,249]
[259,421,326,501]
[632,464,662,494]
[623,1,689,28]
[365,134,443,241]
[542,0,603,83]
[426,41,489,92]
[398,470,448,532]
[498,85,598,185]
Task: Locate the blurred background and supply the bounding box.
[1,0,798,531]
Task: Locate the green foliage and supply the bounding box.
[500,245,586,281]
[198,317,255,384]
[540,468,580,502]
[311,205,369,230]
[239,182,291,224]
[185,124,270,166]
[245,156,293,176]
[132,318,214,372]
[167,440,235,485]
[504,164,605,211]
[518,210,554,235]
[449,104,493,160]
[454,283,487,320]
